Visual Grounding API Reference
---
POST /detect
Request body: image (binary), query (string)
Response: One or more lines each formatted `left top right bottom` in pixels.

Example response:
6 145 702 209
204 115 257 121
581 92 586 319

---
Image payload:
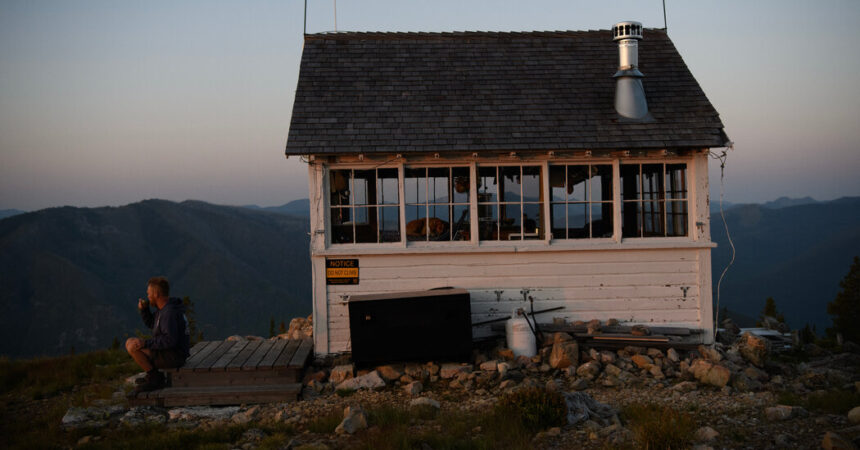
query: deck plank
226 340 262 371
273 339 301 368
258 339 289 369
288 338 313 368
180 341 221 372
242 340 276 370
210 340 249 370
194 340 236 372
188 340 209 356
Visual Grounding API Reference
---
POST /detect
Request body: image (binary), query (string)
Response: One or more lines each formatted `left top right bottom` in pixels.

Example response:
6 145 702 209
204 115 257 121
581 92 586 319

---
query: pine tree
182 296 203 344
279 321 287 334
827 256 860 343
757 297 785 326
269 317 276 338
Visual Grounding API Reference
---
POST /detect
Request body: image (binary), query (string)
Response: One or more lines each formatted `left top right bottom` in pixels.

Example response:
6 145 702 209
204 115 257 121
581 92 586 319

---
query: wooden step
129 383 302 407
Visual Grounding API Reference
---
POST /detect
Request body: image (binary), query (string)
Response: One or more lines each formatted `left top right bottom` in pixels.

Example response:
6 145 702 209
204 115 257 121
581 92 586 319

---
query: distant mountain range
0 200 310 358
0 195 856 357
711 197 860 329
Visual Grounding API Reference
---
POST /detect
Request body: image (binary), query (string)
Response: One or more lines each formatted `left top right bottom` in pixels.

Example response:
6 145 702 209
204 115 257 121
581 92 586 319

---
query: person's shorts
148 348 186 369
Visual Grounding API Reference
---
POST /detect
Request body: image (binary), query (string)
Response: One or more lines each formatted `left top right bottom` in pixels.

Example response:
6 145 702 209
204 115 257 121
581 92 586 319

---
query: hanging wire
709 144 735 342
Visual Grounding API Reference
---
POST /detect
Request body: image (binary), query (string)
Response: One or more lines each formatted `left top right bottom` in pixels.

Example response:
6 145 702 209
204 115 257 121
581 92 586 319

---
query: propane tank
505 308 536 358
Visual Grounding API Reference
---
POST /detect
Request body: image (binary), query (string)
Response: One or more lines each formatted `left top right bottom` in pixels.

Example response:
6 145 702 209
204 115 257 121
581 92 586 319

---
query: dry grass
622 402 696 450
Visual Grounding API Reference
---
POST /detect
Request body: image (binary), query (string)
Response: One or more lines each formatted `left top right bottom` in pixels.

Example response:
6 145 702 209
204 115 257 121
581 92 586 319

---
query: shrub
622 402 696 449
494 387 567 433
307 409 343 434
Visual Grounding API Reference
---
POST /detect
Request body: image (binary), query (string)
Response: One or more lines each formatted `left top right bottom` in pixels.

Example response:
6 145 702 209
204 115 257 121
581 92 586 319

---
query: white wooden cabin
285 26 730 356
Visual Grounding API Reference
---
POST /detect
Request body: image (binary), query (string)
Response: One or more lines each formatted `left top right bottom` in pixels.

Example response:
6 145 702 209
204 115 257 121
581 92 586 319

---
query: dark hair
147 276 170 297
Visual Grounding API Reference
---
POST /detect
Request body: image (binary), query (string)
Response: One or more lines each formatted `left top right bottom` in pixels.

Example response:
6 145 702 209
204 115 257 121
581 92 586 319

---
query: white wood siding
319 247 712 353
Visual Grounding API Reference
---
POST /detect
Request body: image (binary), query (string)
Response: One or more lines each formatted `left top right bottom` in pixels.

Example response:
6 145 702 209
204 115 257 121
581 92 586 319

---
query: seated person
125 276 191 394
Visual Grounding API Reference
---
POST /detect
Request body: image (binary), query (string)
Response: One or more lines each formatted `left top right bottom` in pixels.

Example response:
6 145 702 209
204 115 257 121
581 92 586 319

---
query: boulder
168 406 239 422
630 325 650 336
848 406 860 424
336 371 386 391
604 364 622 377
285 316 313 340
61 405 127 430
335 406 367 435
576 361 602 380
599 351 617 365
440 363 472 379
702 364 731 388
550 340 580 369
606 318 619 326
738 332 769 367
821 431 856 450
631 354 654 369
731 373 763 392
375 365 402 382
695 426 719 441
671 381 698 393
646 348 664 359
570 378 590 391
765 405 794 421
666 348 680 363
329 364 354 384
404 381 423 396
698 345 722 362
553 332 574 344
480 360 498 371
649 365 665 380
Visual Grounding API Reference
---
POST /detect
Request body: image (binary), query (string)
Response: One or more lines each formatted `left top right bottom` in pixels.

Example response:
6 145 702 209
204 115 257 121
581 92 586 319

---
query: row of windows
328 163 690 244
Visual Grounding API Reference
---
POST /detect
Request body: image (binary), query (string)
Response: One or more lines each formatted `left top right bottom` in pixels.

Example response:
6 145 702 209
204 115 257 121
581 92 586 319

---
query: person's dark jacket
141 297 191 358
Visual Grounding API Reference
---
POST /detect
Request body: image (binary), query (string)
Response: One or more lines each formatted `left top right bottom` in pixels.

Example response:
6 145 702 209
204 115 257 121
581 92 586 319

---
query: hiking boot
134 371 165 393
134 373 150 385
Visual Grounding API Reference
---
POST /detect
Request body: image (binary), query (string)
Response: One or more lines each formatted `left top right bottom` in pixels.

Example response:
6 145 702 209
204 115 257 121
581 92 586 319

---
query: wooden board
161 384 302 407
258 339 289 369
273 339 302 368
289 339 313 368
193 340 237 372
226 340 262 371
242 340 276 371
211 340 249 370
180 341 220 372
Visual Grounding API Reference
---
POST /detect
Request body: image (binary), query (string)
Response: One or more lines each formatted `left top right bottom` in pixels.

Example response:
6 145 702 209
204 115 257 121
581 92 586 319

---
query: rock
599 351 617 365
497 348 515 360
480 360 498 371
646 348 664 359
606 318 619 326
738 332 769 367
649 365 665 380
549 341 579 369
242 428 266 442
604 364 622 377
765 405 794 421
499 379 517 390
821 431 857 450
698 345 722 362
440 363 472 379
120 406 167 427
61 405 126 430
126 372 147 386
232 406 261 424
695 426 719 441
497 362 511 379
666 348 680 363
672 381 698 393
731 373 762 392
848 406 860 424
284 316 313 340
404 364 426 380
631 354 654 369
546 379 564 392
630 325 650 336
774 434 792 447
335 406 367 435
553 332 574 344
404 381 423 396
226 335 248 342
410 397 441 409
336 371 386 390
375 365 402 382
168 406 239 422
329 364 354 384
587 319 601 329
702 364 731 388
743 366 769 382
570 378 589 391
576 361 601 380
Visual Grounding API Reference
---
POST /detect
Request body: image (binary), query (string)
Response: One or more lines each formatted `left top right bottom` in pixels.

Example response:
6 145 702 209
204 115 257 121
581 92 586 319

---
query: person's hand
138 298 148 310
128 337 144 351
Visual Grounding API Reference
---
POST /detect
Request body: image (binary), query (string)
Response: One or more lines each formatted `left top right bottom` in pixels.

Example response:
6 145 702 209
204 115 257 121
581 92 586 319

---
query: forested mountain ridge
0 200 311 358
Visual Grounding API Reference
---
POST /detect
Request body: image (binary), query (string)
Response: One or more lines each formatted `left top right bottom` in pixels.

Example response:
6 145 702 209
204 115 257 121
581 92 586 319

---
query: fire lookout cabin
285 23 730 357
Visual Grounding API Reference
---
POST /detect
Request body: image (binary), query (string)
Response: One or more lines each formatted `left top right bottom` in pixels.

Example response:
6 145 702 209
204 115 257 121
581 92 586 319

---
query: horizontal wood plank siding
323 247 709 353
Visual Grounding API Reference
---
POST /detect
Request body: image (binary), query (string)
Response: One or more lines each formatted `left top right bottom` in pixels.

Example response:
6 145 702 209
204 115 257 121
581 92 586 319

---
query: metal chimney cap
613 21 643 41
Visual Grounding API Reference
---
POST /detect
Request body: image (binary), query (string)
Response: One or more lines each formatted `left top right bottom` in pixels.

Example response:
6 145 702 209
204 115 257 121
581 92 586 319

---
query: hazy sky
2 0 859 211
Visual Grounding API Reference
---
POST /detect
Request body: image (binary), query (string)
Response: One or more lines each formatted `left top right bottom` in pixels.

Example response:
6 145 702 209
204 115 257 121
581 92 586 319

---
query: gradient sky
1 0 859 211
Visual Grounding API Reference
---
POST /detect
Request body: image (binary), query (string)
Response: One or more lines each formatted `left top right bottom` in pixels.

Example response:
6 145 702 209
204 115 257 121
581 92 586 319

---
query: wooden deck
129 338 313 407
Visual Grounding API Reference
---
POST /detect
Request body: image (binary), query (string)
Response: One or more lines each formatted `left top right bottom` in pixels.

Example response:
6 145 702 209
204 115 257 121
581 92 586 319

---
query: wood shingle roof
285 30 729 155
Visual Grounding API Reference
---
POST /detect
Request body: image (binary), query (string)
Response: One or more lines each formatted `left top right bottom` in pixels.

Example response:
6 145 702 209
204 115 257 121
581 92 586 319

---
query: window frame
619 161 692 239
323 157 694 248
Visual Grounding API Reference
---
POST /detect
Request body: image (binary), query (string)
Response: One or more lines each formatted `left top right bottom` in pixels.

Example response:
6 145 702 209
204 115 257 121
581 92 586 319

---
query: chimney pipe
613 21 648 119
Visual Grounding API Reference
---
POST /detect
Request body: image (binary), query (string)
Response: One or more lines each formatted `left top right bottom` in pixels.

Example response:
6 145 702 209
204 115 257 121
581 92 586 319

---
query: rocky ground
62 328 860 449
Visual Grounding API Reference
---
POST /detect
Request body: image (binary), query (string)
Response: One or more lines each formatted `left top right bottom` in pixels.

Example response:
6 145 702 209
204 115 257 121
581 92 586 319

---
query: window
477 165 544 240
330 168 400 243
549 164 613 239
404 166 470 241
621 163 688 237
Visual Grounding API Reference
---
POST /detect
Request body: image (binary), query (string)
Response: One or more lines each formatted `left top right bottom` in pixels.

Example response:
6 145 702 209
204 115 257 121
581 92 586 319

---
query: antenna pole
334 0 337 32
303 0 307 35
663 0 668 31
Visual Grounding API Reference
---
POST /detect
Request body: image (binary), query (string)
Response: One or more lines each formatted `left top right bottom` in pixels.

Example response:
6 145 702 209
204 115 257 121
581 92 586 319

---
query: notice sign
326 259 359 285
